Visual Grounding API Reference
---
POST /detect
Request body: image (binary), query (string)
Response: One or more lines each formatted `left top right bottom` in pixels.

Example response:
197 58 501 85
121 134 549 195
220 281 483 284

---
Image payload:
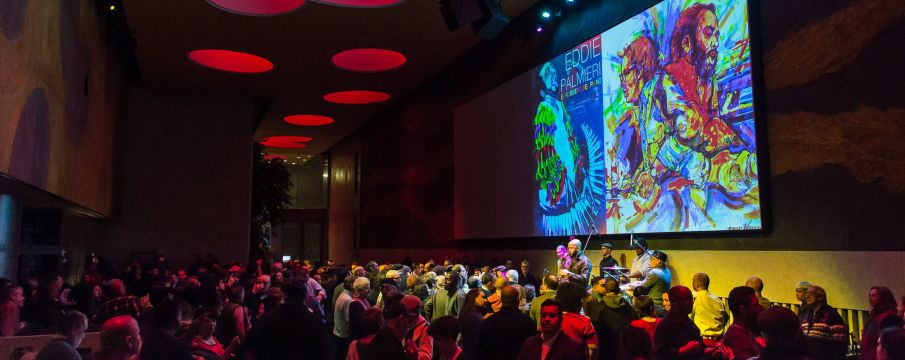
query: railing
0 332 100 359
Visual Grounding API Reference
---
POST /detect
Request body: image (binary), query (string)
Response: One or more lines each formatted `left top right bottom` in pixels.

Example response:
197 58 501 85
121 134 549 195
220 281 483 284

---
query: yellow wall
356 248 904 311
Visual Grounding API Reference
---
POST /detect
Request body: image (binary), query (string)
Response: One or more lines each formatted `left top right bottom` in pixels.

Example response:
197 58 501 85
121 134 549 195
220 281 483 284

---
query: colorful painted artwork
535 0 761 235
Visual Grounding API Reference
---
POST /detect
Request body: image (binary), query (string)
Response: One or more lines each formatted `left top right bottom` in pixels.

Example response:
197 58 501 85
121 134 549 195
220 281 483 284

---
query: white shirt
630 252 652 280
333 289 353 338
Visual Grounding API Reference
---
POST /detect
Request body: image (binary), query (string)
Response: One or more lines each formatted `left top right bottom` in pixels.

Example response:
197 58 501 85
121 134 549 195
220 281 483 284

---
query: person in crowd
364 292 417 360
28 274 65 334
94 315 142 360
349 277 372 340
599 243 619 277
189 308 240 360
799 285 847 360
68 276 103 322
243 282 328 360
634 250 670 307
506 270 520 286
594 277 637 360
517 299 587 360
560 238 592 285
626 238 651 282
722 286 765 360
660 292 670 316
479 273 496 298
690 272 728 346
98 279 142 322
518 260 540 290
376 278 400 309
334 275 357 360
794 281 812 309
140 299 193 360
555 281 598 359
402 295 433 360
630 295 660 341
746 276 771 309
530 275 559 328
36 310 88 360
332 268 353 311
296 263 327 322
217 284 251 344
425 272 466 321
878 327 905 360
583 276 608 322
347 307 384 360
478 285 537 360
0 284 25 336
458 289 487 359
486 276 508 314
653 286 703 360
757 306 810 360
861 286 902 360
622 325 653 360
428 316 463 360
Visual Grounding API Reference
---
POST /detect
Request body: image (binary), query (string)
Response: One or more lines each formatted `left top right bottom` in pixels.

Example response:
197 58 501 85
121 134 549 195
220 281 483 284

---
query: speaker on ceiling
439 0 510 39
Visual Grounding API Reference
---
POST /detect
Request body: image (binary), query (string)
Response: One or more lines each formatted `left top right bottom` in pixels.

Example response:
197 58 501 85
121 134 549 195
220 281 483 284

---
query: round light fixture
207 0 306 16
311 0 403 8
284 114 335 126
323 90 390 104
260 136 312 148
188 49 274 74
332 48 406 72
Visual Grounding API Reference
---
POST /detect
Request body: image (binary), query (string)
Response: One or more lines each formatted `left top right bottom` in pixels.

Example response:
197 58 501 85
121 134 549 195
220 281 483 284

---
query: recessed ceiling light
323 90 390 104
260 136 312 149
284 114 335 126
207 0 306 16
311 0 403 8
188 49 273 74
332 48 406 72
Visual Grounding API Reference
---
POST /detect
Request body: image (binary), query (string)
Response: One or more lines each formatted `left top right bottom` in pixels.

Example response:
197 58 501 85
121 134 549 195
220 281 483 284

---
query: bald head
746 276 764 293
100 316 141 356
500 286 520 308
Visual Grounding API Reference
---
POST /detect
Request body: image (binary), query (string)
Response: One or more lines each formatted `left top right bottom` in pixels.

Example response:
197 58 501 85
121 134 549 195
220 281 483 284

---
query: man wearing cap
560 237 593 286
632 250 671 307
364 292 417 360
402 295 433 360
598 243 619 278
627 238 651 282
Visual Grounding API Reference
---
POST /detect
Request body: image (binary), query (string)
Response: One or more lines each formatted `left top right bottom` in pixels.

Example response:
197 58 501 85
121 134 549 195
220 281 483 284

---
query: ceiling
122 0 538 164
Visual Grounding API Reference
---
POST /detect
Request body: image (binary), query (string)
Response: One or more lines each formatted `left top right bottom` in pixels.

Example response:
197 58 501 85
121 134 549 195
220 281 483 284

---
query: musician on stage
559 238 592 286
626 238 652 282
598 242 619 278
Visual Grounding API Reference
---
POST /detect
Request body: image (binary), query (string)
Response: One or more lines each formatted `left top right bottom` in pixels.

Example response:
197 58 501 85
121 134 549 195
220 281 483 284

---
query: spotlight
536 25 543 32
541 10 552 19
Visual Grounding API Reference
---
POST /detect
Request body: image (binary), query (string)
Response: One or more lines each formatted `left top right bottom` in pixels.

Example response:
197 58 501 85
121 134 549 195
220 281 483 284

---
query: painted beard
691 44 717 81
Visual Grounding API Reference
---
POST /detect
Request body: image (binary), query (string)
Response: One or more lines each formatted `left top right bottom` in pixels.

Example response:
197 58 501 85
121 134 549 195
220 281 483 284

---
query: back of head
506 269 519 283
100 315 140 354
426 316 460 339
692 273 710 291
543 275 559 291
880 327 905 359
633 295 654 316
152 299 181 331
604 277 620 294
728 286 755 315
555 281 586 313
622 325 652 359
500 286 520 309
343 275 357 292
757 307 802 346
480 273 495 288
362 307 384 336
466 276 481 290
745 276 764 293
59 310 87 335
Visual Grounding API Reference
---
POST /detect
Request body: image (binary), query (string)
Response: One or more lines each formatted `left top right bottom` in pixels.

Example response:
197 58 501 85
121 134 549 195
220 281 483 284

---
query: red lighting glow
207 0 306 16
312 0 403 8
188 50 274 74
284 114 334 126
332 48 406 72
264 154 289 161
260 136 312 149
323 90 391 104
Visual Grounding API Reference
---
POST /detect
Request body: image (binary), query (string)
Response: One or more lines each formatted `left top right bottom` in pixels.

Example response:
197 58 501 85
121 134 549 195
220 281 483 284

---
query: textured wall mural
0 0 118 215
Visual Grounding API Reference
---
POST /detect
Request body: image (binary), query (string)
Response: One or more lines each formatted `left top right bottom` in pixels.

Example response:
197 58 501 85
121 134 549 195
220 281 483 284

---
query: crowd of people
0 247 904 360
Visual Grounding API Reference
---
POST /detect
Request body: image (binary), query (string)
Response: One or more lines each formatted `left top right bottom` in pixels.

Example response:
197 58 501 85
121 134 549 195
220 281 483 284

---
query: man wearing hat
401 295 433 360
626 237 652 282
632 250 671 307
598 243 619 278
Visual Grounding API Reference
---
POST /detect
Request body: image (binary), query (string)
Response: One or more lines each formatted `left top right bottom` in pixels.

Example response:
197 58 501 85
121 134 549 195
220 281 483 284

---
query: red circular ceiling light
311 0 403 8
207 0 306 16
332 48 406 72
284 114 335 126
260 136 312 149
323 90 391 104
264 154 289 161
188 50 274 74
